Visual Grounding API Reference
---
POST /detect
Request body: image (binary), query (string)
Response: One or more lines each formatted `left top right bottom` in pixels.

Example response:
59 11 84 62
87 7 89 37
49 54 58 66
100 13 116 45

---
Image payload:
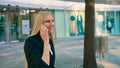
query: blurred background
0 0 120 68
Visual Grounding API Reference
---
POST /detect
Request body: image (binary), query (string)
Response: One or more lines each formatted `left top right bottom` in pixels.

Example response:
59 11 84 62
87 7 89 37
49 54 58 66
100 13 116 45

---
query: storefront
95 11 120 36
0 4 120 43
0 5 30 43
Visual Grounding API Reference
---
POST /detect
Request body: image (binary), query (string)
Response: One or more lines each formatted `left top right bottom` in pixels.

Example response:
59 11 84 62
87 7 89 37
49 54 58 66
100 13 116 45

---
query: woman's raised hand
40 24 49 43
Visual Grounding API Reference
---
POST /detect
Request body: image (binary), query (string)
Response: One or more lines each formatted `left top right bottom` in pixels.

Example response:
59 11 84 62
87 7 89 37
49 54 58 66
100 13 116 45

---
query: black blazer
24 32 55 68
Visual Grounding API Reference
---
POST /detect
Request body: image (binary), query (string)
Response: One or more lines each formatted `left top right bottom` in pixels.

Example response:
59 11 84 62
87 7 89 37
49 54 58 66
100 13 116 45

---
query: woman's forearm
41 41 50 65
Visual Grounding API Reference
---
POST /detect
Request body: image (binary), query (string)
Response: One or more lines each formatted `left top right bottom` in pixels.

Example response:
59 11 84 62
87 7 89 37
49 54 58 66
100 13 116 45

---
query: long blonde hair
31 11 53 39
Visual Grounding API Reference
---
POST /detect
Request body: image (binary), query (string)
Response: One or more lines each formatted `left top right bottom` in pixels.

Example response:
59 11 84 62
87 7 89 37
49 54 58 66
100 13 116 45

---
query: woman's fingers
40 25 49 42
40 25 46 32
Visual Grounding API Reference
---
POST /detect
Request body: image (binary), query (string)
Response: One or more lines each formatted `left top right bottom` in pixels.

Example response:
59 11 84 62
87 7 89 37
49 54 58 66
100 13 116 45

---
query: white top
48 43 53 55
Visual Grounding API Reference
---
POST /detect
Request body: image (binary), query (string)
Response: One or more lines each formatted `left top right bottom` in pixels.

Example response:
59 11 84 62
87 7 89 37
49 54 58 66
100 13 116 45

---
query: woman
24 11 55 68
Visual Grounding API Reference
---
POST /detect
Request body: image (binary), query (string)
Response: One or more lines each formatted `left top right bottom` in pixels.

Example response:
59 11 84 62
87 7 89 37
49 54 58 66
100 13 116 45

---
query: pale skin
40 14 54 65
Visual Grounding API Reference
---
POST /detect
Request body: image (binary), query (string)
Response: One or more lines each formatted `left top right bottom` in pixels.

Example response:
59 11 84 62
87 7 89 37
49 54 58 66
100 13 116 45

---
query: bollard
95 36 108 61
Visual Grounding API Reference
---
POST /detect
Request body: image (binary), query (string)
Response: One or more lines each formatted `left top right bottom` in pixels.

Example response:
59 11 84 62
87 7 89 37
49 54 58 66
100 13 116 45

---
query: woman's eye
45 20 54 23
45 20 50 22
52 20 54 22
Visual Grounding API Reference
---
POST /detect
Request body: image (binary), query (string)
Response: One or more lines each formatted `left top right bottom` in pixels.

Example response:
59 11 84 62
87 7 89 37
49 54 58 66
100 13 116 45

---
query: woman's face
43 14 54 34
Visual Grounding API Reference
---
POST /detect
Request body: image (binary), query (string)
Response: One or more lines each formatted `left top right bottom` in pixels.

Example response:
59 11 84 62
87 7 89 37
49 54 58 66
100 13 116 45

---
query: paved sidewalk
96 35 120 68
0 36 120 68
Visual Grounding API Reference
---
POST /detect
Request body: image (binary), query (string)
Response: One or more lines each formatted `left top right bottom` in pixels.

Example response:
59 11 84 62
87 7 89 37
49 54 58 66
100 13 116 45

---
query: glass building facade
95 11 120 36
0 5 120 43
0 5 30 43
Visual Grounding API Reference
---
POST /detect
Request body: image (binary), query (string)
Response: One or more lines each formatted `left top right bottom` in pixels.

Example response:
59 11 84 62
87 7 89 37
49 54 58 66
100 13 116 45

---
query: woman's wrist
44 41 49 45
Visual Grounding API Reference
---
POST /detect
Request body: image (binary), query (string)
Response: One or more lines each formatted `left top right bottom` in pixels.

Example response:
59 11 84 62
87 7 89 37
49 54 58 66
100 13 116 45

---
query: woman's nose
50 21 54 25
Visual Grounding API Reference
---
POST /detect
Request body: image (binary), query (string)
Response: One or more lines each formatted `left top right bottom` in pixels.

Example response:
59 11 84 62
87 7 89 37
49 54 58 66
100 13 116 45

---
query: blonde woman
24 11 55 68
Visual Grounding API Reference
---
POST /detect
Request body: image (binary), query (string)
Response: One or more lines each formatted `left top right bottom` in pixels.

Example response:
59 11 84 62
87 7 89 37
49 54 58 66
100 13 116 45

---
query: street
0 36 120 68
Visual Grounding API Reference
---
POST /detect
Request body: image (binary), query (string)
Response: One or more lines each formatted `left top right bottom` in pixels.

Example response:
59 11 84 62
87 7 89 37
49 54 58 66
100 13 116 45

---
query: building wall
54 10 66 38
0 5 120 43
115 11 120 34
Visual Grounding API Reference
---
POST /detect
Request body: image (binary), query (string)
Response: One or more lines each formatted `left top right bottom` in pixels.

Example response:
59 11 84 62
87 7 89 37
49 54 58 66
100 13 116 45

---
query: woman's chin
49 30 54 33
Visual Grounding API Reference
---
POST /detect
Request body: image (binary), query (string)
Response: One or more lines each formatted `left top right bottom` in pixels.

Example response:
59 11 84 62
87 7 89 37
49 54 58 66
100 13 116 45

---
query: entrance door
0 12 6 43
0 6 19 43
8 8 19 42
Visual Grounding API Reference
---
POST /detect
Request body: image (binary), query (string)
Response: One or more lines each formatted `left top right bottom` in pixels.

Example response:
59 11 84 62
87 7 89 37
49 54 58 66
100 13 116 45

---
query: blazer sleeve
24 38 49 68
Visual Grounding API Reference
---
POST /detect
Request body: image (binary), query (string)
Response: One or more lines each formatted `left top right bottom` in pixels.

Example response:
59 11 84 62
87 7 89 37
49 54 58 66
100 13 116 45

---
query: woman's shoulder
24 34 43 49
25 35 36 42
25 34 43 44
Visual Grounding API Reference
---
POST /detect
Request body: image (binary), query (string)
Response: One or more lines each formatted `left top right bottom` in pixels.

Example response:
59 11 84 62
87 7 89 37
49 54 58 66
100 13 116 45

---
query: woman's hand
40 24 50 65
40 24 49 43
